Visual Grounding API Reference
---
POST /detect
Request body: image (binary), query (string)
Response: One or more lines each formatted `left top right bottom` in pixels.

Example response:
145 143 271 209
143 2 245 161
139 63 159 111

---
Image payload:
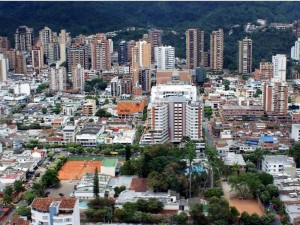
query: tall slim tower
0 54 8 82
238 37 252 74
118 41 127 65
149 29 163 63
272 54 286 82
39 27 54 58
15 26 34 52
186 29 204 69
32 46 44 73
210 28 224 71
72 64 85 92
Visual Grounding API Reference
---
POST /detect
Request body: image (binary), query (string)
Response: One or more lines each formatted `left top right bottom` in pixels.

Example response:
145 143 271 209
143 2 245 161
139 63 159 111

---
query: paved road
203 119 214 147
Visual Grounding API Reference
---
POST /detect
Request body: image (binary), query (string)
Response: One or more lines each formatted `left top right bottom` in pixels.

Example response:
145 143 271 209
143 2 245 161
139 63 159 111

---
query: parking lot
46 180 79 198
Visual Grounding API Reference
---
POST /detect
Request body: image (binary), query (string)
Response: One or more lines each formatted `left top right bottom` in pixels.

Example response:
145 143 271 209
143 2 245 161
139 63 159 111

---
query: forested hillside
0 1 299 69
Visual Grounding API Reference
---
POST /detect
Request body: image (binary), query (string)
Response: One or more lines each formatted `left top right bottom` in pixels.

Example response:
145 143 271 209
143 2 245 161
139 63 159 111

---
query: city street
203 119 214 147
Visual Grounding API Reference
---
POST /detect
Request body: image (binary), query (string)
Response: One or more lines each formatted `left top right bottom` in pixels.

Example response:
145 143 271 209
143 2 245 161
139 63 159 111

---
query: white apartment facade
291 38 300 61
31 198 80 225
154 46 175 70
0 53 8 82
49 64 66 92
291 124 300 142
272 54 287 82
140 84 203 145
262 155 296 177
63 125 77 143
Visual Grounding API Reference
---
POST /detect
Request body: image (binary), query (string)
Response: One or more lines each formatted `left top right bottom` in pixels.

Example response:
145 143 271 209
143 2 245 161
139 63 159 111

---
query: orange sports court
58 160 102 180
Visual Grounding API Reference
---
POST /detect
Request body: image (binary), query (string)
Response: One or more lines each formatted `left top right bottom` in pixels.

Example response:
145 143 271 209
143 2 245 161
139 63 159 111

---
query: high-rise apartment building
0 54 8 82
132 41 151 85
0 37 10 53
72 64 85 92
132 41 151 69
154 46 175 70
262 81 288 115
91 39 111 72
272 54 286 82
149 29 163 62
15 26 34 52
15 51 26 74
32 46 44 73
49 64 67 92
126 40 135 63
39 26 55 58
291 38 300 61
58 29 71 63
48 42 60 64
259 62 273 81
238 37 252 74
118 41 127 65
210 28 224 71
140 84 202 145
67 44 89 70
293 20 300 38
186 29 204 69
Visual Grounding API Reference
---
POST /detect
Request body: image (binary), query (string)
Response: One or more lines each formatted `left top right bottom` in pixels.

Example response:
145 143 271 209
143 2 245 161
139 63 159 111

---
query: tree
16 205 31 217
89 118 94 123
185 141 196 198
190 204 208 225
93 167 99 197
228 173 261 198
114 208 126 221
288 96 292 103
3 185 13 205
104 99 109 105
120 160 135 175
112 98 116 104
147 171 169 192
266 184 279 197
289 142 300 167
31 182 45 196
199 87 205 94
23 190 37 205
42 107 47 114
47 151 55 161
125 144 131 161
204 187 223 199
13 180 24 194
174 212 188 224
114 185 126 197
41 169 60 187
258 172 273 186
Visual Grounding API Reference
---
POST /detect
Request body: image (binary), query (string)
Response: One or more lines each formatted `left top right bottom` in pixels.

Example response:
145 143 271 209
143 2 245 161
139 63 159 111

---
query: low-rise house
76 124 104 147
223 152 246 174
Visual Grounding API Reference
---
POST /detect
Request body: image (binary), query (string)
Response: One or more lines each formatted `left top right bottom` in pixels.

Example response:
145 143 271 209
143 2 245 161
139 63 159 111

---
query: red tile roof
31 197 78 212
129 178 147 192
7 215 29 225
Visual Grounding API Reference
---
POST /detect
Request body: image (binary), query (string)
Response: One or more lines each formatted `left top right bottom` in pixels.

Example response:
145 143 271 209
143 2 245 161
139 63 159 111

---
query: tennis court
58 160 102 180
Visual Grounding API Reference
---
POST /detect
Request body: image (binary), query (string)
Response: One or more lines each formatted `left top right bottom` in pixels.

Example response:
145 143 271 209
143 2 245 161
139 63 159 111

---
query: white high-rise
49 64 66 92
272 54 286 82
154 46 175 70
72 64 85 92
140 84 202 145
0 54 8 82
291 38 300 61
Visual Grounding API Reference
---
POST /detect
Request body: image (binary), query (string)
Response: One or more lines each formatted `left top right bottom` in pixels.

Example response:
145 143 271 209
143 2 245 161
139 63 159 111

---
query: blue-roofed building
260 136 279 151
260 136 275 143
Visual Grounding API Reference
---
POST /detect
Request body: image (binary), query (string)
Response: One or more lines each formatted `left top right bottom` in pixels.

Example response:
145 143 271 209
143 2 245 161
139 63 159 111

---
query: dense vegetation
1 2 299 66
